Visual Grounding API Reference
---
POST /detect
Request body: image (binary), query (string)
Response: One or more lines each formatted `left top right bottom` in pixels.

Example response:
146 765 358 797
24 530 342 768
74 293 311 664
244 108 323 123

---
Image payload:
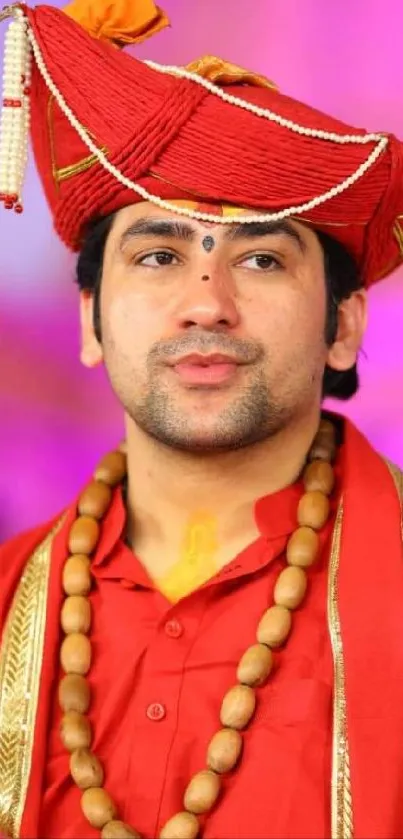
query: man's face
81 202 334 452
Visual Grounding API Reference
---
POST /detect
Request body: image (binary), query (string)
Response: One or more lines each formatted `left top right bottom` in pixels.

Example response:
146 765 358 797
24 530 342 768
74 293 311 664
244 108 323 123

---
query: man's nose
174 267 240 330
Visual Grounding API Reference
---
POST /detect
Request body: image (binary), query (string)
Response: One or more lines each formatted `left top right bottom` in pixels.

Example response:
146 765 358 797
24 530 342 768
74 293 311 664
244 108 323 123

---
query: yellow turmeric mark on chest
156 513 219 603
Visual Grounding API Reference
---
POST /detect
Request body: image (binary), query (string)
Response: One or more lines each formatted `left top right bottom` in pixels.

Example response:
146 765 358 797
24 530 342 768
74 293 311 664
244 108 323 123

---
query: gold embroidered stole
0 519 63 838
327 459 403 839
328 502 353 839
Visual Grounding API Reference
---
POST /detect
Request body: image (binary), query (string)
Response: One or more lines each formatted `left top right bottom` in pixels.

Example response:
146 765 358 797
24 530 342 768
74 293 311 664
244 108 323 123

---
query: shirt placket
123 592 210 837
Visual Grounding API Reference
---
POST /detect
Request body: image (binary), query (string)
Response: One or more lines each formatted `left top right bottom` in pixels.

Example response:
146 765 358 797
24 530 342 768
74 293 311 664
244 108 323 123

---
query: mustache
148 331 264 365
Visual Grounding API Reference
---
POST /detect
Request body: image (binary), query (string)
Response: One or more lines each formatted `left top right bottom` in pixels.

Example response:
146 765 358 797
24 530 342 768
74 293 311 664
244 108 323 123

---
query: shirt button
164 619 183 639
146 703 166 722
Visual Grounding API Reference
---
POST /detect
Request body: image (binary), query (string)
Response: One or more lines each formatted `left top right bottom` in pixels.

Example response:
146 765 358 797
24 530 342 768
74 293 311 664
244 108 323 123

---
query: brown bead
61 595 91 635
274 566 308 610
94 451 127 487
206 728 243 774
220 684 256 730
102 822 141 839
60 710 92 751
79 481 113 520
237 644 274 687
81 787 117 828
297 490 330 530
70 748 104 789
256 605 292 648
63 555 92 596
159 812 200 839
60 632 91 675
303 460 335 495
308 430 336 463
68 516 100 555
59 673 91 714
318 418 336 438
286 526 320 568
184 769 221 815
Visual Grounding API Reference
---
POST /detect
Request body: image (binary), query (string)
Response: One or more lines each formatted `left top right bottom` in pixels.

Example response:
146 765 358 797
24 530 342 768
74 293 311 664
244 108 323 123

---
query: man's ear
326 289 368 372
79 291 103 368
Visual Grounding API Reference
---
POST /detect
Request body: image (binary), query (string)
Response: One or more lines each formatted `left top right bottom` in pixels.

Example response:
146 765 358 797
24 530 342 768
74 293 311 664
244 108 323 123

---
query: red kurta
1 418 403 839
38 471 339 839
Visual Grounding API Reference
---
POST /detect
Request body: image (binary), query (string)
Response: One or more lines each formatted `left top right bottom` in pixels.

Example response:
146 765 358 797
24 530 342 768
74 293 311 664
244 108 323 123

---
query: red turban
1 0 403 287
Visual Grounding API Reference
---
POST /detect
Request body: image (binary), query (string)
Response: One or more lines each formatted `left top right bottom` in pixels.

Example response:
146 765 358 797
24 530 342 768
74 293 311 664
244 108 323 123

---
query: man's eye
137 251 178 267
239 254 281 271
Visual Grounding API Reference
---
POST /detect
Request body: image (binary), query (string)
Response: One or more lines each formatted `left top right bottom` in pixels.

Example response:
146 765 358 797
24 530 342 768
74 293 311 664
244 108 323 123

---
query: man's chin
147 422 266 454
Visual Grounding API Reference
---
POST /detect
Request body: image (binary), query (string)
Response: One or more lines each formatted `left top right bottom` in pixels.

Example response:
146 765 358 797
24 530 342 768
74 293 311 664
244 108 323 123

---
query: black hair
316 229 362 399
76 214 363 400
76 213 115 345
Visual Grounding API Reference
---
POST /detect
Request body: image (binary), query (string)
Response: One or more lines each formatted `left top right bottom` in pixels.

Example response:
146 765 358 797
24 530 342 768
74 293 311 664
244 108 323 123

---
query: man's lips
170 353 242 366
169 353 243 385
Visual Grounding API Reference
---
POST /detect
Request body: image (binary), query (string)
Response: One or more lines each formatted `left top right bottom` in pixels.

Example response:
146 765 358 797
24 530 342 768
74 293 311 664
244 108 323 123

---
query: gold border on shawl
385 458 403 499
328 501 353 839
384 459 403 538
0 518 64 837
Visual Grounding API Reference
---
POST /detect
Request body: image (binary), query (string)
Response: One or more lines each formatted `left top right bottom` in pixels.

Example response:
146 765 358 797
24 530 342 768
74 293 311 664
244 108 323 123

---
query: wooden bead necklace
59 418 337 838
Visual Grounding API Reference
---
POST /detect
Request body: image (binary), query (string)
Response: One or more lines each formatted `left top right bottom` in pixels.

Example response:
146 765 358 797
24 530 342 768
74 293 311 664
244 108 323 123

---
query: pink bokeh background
1 0 402 541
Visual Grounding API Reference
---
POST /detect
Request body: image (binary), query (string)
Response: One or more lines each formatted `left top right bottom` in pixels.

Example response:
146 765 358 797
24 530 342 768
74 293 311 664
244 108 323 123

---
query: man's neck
124 408 322 571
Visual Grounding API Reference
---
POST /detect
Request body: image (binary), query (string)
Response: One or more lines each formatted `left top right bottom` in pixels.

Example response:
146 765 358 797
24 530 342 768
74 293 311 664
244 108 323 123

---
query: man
0 0 402 838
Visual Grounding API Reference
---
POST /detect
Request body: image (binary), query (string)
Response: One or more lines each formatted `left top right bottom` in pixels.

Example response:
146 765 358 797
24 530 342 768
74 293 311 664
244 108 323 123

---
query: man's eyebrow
119 218 196 248
224 220 306 253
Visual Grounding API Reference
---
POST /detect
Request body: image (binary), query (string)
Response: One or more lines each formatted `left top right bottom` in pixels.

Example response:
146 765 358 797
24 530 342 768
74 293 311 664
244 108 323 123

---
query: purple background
1 0 402 541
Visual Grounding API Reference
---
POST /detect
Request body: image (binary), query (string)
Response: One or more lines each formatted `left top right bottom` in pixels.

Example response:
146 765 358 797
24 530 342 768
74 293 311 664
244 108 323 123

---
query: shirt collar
92 487 127 567
91 453 342 570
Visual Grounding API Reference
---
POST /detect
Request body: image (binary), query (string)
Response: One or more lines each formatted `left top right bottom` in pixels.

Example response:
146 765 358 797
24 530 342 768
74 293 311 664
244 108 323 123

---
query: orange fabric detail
196 202 224 216
63 0 169 46
154 199 243 218
186 55 278 91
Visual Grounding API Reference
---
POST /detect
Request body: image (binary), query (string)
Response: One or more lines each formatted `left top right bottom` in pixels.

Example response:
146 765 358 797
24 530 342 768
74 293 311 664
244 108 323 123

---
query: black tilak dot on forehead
202 235 215 252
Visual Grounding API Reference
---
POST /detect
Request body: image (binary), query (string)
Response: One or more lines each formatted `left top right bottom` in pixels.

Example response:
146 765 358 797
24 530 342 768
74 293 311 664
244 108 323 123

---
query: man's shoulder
383 457 403 500
0 514 66 633
343 417 403 501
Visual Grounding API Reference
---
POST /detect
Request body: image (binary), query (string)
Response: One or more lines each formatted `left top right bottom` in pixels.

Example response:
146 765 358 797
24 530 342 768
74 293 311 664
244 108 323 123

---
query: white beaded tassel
0 9 32 212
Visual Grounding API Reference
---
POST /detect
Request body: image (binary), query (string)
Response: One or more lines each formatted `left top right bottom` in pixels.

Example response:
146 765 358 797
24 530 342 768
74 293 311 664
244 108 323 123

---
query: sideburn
93 271 102 344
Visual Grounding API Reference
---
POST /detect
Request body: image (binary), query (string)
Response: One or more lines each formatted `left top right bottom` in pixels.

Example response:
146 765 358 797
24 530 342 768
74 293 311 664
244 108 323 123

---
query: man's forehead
113 201 312 245
114 200 242 234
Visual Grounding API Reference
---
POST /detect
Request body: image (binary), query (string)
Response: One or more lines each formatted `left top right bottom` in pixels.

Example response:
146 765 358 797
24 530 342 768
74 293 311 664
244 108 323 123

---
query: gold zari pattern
0 519 63 838
385 459 403 538
393 217 403 259
327 502 353 839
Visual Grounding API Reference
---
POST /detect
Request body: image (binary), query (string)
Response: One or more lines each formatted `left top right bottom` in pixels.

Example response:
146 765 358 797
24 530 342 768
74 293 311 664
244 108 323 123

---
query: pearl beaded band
0 4 389 222
0 6 31 212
